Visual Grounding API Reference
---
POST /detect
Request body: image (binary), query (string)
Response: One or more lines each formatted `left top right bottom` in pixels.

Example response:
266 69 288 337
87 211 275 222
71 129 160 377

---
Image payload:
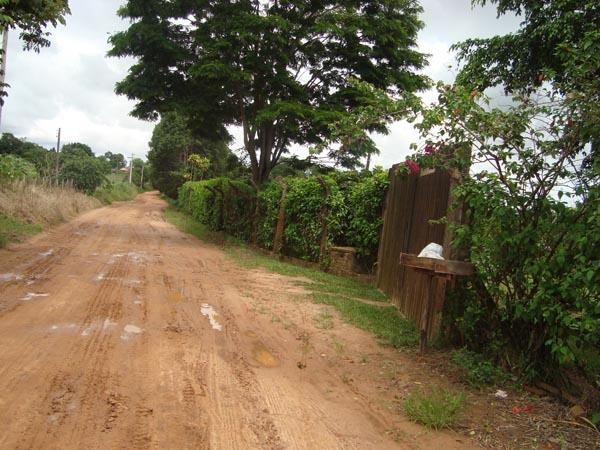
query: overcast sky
2 0 521 166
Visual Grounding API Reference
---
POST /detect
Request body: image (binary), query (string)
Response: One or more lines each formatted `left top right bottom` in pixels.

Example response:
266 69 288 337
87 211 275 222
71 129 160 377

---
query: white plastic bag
417 242 444 260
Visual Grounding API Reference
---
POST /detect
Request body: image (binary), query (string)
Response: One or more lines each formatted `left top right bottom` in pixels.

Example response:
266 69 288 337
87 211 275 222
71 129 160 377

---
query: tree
56 142 106 193
0 132 23 154
109 0 428 187
147 111 241 198
452 1 600 93
59 155 105 194
0 0 70 51
453 1 600 186
103 151 126 171
0 0 70 103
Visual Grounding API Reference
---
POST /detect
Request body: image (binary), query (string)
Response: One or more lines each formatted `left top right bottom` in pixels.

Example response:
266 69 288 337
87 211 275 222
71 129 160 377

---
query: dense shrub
280 176 345 262
418 84 600 387
181 172 389 266
255 181 283 250
59 156 106 194
345 168 389 269
178 178 256 241
0 154 38 182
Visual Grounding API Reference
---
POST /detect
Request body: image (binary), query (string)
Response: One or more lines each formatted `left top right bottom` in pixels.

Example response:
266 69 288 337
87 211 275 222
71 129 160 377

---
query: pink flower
405 159 420 174
424 145 435 154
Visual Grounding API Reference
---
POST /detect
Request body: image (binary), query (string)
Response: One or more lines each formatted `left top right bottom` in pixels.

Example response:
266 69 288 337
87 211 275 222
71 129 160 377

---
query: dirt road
0 192 472 449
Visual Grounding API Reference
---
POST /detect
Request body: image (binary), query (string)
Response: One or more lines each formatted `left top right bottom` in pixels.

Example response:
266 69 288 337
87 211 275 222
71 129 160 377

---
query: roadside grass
403 388 466 430
226 246 388 302
94 180 139 203
312 292 418 348
164 206 417 349
0 214 41 248
0 180 100 247
163 206 238 244
314 309 334 329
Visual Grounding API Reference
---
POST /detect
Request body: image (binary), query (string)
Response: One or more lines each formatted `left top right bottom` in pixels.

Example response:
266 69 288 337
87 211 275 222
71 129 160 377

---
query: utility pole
0 28 9 132
55 128 61 183
128 154 133 183
139 163 144 188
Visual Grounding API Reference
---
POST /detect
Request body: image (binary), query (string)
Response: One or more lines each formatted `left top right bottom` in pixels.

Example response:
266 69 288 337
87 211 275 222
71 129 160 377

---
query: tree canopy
109 0 428 186
147 111 241 198
453 0 600 93
0 0 70 51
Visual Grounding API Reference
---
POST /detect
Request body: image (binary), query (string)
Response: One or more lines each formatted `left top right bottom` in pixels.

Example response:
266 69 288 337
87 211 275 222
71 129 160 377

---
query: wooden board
399 253 473 276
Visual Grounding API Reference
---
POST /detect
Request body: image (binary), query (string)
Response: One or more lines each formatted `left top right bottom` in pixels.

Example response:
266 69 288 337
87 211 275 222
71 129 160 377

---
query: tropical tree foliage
453 0 600 93
109 0 428 186
147 111 240 198
0 0 70 51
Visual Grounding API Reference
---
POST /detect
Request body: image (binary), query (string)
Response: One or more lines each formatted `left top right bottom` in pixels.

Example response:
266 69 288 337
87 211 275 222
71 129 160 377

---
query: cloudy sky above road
2 0 521 166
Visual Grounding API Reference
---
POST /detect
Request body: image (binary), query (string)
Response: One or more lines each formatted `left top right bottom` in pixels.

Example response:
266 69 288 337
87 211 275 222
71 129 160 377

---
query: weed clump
403 388 465 430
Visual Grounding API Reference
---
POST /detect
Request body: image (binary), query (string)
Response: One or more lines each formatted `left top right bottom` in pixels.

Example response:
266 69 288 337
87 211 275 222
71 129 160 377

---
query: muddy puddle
251 341 280 368
0 273 22 282
200 303 222 331
21 292 49 301
121 324 143 341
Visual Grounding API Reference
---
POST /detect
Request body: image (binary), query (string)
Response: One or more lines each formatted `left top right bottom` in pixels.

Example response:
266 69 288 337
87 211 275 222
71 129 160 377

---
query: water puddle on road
0 273 22 282
200 303 222 331
21 292 49 301
252 341 280 368
121 324 143 341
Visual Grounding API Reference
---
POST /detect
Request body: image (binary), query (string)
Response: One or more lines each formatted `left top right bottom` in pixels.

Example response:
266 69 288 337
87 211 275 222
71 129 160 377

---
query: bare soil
0 192 597 449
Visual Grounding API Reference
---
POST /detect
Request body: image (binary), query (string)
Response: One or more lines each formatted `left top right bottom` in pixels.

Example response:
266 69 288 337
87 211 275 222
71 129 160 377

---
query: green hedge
178 178 256 241
179 171 389 267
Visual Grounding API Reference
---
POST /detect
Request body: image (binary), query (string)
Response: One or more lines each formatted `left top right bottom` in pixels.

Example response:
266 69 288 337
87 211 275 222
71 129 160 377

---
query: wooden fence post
317 176 331 269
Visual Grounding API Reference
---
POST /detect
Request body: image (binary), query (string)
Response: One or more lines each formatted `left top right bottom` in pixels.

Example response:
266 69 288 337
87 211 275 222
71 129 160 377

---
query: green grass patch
312 292 418 348
450 348 511 388
403 388 466 430
227 246 387 302
314 309 334 329
94 181 139 204
0 214 42 247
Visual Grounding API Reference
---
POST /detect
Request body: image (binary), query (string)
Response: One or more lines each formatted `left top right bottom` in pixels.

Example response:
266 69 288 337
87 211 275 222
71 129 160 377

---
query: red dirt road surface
0 192 473 449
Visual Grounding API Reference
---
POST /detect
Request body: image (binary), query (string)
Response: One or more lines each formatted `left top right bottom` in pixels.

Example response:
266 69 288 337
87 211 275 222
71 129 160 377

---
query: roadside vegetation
0 136 146 247
403 388 466 430
0 179 100 247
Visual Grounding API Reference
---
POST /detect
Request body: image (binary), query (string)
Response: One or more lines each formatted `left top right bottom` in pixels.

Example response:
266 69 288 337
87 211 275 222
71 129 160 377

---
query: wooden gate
376 167 461 338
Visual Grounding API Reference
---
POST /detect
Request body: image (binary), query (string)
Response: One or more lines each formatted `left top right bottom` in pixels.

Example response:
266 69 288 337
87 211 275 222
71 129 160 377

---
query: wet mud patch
251 341 280 368
200 303 222 331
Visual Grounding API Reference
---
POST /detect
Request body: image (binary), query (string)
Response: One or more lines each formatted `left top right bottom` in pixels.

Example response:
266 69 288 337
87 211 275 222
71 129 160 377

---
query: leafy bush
178 178 256 241
0 154 38 182
281 176 345 262
450 348 510 388
417 84 600 384
345 168 388 269
59 156 106 194
255 181 283 250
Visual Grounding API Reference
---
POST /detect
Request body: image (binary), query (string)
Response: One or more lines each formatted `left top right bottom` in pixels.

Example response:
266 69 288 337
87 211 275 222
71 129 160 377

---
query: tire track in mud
17 248 144 449
190 266 285 450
